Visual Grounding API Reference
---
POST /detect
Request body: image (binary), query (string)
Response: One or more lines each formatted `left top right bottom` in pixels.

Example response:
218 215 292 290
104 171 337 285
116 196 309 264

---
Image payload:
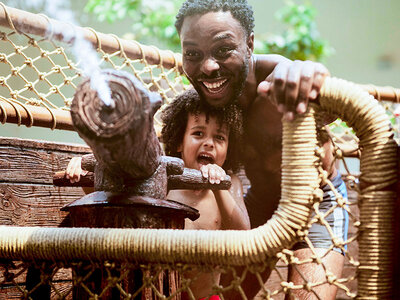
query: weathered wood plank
50 281 73 299
0 281 73 300
0 138 91 185
0 184 86 226
0 264 72 285
0 137 90 153
0 287 24 299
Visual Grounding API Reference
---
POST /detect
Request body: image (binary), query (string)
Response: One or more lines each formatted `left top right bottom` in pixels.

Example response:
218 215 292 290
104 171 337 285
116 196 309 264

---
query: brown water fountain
53 70 230 299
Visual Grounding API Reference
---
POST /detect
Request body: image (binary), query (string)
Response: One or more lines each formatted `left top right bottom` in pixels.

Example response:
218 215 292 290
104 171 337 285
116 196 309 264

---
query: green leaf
256 1 334 62
84 0 333 60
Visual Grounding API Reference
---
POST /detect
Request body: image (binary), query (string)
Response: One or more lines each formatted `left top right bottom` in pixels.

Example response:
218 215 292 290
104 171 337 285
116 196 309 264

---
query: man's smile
201 78 227 89
198 78 229 96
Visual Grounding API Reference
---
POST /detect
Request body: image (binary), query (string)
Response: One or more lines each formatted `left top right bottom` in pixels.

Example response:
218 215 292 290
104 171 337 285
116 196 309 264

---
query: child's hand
65 157 88 183
200 164 226 184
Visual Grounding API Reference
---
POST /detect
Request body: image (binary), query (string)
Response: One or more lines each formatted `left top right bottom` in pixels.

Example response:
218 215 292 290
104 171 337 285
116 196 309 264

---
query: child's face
178 113 229 170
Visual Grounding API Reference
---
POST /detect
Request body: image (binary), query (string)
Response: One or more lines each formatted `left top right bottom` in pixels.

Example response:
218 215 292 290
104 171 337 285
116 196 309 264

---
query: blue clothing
293 173 349 254
245 173 349 254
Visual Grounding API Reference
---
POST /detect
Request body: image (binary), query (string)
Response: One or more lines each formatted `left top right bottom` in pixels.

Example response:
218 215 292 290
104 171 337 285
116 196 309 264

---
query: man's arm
254 54 330 121
288 248 344 300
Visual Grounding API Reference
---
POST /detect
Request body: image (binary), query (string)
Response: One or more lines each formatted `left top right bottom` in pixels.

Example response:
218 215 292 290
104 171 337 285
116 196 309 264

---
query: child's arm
201 165 250 230
65 157 94 194
66 157 88 183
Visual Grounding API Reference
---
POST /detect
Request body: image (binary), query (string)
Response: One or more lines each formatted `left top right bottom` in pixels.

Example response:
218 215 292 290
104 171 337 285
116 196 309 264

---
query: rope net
0 3 187 132
0 4 398 300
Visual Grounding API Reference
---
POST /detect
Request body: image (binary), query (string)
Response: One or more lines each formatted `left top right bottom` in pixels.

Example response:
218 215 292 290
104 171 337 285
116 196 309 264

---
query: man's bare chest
242 100 283 165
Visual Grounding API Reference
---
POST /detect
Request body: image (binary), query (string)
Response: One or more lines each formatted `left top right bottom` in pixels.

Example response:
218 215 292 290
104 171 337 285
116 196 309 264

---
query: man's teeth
203 79 227 89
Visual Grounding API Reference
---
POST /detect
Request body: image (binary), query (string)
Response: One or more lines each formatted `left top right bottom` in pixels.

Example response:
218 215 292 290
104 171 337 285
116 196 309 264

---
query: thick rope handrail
359 84 400 103
0 78 397 297
319 79 397 298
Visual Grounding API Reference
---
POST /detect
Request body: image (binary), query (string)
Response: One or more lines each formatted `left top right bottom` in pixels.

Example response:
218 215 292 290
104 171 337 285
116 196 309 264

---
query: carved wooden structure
57 69 230 299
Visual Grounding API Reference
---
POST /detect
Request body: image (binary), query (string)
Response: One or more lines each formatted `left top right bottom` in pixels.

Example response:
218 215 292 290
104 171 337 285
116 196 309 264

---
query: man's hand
257 60 330 121
65 157 88 183
200 164 227 184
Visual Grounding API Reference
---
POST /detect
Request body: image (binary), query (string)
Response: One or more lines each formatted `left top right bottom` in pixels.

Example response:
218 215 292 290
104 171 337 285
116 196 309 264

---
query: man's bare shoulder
253 54 291 81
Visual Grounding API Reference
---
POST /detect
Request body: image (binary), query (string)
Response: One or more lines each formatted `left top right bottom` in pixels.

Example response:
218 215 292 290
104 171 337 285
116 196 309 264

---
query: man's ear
247 32 254 56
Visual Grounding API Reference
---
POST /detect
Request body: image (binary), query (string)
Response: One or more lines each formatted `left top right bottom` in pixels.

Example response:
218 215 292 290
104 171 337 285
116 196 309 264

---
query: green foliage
85 0 183 52
85 0 333 61
254 1 334 62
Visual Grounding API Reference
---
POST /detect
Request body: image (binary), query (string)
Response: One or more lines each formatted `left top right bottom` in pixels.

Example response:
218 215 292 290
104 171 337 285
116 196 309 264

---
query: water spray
16 0 114 107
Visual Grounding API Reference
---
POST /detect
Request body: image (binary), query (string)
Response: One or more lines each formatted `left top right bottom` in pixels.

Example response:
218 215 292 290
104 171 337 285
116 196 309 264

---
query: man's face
180 11 252 107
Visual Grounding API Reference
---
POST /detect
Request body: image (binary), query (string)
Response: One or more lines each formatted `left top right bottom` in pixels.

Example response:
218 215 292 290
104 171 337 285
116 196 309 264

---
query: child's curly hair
161 89 243 172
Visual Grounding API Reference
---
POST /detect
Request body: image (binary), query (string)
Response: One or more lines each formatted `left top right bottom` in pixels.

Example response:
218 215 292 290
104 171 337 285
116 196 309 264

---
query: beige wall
1 0 399 143
250 0 400 87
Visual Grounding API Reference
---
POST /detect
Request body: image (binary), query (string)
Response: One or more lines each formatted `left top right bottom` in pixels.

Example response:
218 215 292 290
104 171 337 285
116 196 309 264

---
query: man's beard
194 56 250 107
232 56 250 105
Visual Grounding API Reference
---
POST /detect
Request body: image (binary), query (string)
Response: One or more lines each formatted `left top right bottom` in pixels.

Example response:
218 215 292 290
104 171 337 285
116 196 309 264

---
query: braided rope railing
0 77 397 298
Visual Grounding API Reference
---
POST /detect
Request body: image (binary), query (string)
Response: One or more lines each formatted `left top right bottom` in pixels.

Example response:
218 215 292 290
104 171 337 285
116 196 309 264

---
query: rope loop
0 2 21 34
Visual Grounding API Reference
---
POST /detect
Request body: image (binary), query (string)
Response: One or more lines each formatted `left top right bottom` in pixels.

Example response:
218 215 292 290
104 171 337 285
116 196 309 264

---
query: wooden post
63 192 198 300
70 69 166 197
65 70 204 299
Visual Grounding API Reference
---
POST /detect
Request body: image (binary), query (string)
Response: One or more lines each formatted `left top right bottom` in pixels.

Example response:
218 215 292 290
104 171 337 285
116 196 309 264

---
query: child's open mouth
197 153 214 166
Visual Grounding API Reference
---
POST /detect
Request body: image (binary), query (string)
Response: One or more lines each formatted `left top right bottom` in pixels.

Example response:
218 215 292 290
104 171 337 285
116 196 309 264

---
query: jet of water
14 0 114 107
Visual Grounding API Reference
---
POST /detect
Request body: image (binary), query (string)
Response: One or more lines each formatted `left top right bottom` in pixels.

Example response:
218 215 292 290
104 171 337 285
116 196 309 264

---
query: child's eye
192 131 203 137
215 135 226 141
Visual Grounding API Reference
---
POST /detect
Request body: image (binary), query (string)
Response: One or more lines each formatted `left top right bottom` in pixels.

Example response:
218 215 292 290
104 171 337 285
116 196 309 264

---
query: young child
66 88 250 299
161 89 250 299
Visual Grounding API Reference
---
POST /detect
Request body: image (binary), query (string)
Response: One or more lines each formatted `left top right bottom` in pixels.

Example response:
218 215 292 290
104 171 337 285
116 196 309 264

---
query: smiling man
179 12 250 109
174 1 349 299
